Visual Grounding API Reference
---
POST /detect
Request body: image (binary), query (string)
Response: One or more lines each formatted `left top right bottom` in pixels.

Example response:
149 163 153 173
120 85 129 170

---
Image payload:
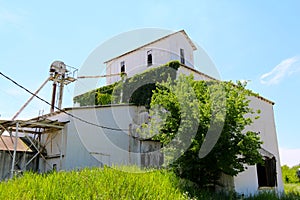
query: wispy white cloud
260 56 300 85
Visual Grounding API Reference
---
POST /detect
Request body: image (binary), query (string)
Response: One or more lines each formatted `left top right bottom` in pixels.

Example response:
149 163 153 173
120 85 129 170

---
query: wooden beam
21 121 65 129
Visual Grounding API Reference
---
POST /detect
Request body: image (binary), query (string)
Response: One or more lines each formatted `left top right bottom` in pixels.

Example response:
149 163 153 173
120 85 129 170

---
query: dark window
120 61 125 73
180 48 185 64
53 164 57 171
147 50 152 66
257 157 277 187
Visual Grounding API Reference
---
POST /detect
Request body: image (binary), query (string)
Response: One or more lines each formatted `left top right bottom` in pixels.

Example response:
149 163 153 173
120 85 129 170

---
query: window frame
147 50 153 66
180 48 185 65
256 157 277 188
120 61 125 73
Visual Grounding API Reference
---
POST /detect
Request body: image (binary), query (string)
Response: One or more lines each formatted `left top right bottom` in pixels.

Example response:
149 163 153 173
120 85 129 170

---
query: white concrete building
36 30 283 195
105 30 196 85
35 105 162 172
233 95 283 194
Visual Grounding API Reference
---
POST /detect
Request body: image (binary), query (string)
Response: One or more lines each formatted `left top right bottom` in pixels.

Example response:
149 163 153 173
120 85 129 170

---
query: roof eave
104 30 197 64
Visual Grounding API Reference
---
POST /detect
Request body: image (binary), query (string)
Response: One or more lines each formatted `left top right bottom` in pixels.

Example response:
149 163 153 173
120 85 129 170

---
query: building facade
104 30 284 194
105 30 196 85
38 30 283 195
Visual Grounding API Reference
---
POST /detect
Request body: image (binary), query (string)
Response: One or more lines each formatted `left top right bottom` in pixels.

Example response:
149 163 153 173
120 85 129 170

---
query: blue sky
0 1 299 167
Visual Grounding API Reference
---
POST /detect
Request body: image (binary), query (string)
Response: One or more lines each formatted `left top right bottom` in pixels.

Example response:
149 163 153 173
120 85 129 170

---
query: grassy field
0 167 299 200
284 183 300 194
0 167 187 200
281 165 300 198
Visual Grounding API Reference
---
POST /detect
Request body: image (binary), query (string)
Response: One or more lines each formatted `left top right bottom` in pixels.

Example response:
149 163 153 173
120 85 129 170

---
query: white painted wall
41 105 163 172
39 128 67 172
233 165 259 195
40 111 100 172
177 65 212 81
106 31 195 85
68 105 140 167
234 96 284 195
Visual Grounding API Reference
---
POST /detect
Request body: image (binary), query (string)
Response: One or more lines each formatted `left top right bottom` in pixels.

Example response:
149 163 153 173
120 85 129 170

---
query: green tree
282 165 300 183
148 74 263 188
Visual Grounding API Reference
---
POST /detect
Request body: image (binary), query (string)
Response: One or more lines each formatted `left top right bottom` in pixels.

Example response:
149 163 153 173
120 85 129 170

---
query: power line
0 71 128 132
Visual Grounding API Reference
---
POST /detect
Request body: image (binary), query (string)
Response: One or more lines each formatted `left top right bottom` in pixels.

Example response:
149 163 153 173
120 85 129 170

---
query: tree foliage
148 74 263 187
73 61 180 107
112 61 180 107
73 83 117 106
282 165 300 184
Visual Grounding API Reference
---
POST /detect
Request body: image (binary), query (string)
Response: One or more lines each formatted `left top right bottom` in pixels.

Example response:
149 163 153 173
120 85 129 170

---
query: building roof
0 135 32 152
101 29 274 105
0 119 68 152
32 103 136 119
181 63 275 105
104 30 197 64
0 119 68 134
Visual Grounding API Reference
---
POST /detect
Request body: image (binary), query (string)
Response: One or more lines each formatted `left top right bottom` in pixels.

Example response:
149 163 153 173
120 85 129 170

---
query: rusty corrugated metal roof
0 135 32 152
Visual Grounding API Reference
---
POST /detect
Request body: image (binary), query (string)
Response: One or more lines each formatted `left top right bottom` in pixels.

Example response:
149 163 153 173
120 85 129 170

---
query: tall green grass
0 166 186 200
0 166 299 200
